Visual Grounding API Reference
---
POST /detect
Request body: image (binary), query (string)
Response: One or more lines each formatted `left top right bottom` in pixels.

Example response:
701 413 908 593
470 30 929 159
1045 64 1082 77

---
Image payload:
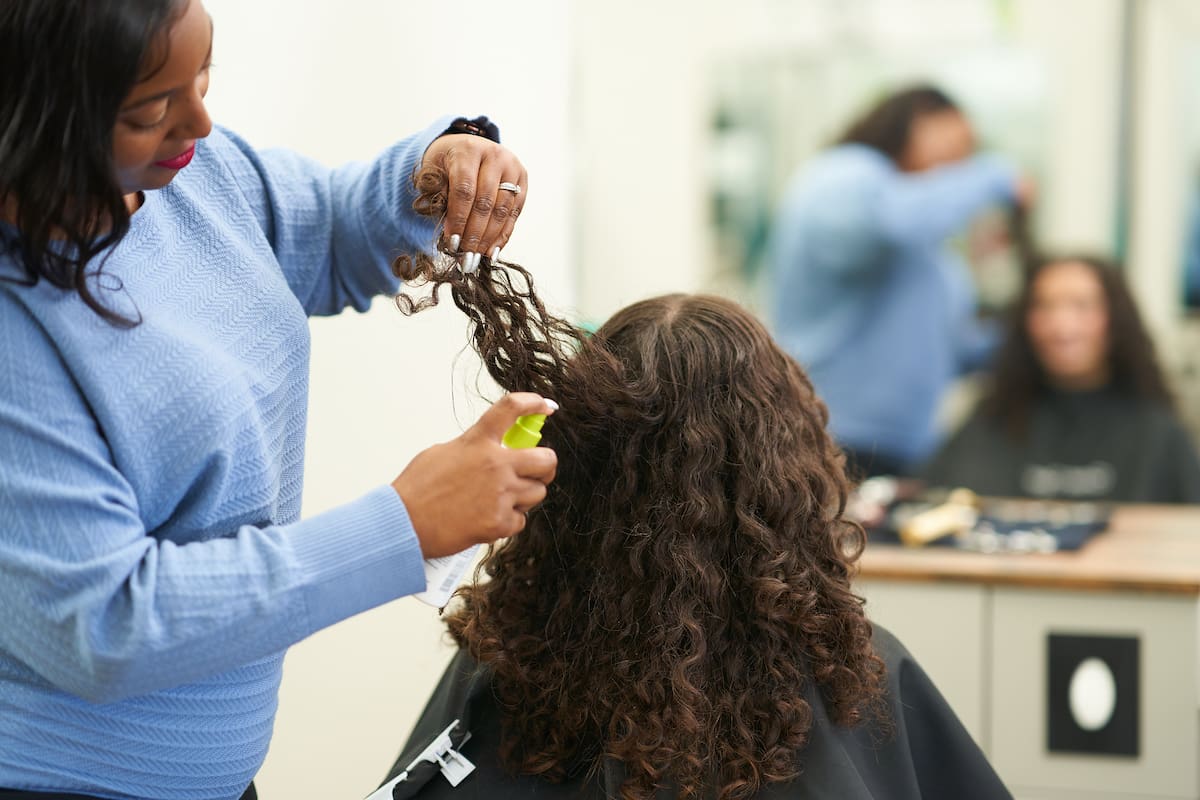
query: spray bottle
412 412 548 608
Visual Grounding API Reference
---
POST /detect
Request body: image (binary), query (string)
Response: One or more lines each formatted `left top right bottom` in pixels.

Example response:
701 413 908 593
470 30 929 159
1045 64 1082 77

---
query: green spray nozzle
502 414 546 449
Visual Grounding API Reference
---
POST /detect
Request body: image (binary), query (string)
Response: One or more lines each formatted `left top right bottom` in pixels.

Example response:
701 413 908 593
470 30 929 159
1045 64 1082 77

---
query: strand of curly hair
392 166 888 800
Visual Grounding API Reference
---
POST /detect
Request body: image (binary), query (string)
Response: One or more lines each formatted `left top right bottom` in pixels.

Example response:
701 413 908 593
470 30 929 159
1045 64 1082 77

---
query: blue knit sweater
0 119 450 798
769 144 1016 467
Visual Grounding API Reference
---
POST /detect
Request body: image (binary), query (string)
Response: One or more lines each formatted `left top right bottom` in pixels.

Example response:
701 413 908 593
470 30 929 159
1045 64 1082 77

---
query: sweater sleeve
876 154 1017 247
773 149 1018 283
0 300 428 704
209 118 453 317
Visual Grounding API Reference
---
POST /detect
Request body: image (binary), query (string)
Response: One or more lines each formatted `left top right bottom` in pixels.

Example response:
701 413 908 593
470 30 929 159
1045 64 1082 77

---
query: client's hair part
394 167 888 800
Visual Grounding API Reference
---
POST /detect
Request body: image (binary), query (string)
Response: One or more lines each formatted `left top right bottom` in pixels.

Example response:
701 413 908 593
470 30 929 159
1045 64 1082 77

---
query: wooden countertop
857 505 1200 595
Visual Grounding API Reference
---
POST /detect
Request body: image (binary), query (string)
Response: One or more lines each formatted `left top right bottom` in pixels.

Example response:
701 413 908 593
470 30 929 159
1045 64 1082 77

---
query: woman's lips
154 144 195 170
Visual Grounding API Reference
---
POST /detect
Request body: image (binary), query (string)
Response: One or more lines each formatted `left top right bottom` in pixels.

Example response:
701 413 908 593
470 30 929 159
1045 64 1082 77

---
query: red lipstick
154 144 195 170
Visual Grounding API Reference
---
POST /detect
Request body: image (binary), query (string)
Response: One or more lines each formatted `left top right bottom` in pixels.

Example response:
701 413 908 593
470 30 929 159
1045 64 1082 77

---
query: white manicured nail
490 246 500 262
464 252 479 273
449 234 461 252
545 398 559 411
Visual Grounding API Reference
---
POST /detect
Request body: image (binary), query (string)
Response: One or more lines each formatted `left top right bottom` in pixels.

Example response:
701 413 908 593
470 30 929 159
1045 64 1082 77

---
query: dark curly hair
393 167 888 800
981 253 1175 437
0 0 187 326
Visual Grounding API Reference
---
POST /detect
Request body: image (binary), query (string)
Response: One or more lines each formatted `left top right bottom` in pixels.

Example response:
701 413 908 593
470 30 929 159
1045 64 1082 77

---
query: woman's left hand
420 134 527 269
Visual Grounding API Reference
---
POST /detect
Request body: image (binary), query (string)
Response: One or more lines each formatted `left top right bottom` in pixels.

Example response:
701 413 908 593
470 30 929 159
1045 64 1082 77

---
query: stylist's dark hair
393 168 888 800
981 254 1174 437
838 84 959 163
0 0 186 325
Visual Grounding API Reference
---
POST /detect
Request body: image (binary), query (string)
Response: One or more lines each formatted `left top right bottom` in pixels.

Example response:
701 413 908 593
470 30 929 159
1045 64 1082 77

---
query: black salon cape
377 626 1011 800
921 387 1200 504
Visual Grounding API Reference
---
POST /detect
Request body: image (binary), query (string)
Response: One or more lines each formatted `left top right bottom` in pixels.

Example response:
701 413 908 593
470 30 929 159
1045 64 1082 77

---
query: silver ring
498 181 521 195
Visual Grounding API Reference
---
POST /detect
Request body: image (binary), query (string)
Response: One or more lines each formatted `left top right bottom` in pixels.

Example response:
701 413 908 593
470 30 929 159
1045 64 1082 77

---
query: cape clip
363 720 475 799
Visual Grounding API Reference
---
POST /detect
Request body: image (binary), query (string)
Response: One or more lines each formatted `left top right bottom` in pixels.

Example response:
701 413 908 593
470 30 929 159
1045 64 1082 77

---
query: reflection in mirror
572 0 1124 325
705 44 1048 316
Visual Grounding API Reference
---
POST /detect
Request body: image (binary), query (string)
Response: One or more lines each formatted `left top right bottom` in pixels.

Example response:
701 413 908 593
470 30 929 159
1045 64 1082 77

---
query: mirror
571 0 1126 323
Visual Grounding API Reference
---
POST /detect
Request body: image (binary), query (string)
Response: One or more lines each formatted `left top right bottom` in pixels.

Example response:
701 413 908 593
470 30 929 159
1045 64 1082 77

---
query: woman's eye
124 104 170 131
128 117 167 131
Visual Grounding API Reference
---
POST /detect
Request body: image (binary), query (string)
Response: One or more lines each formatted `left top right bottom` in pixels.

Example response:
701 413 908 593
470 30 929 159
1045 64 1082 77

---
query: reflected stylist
769 85 1032 477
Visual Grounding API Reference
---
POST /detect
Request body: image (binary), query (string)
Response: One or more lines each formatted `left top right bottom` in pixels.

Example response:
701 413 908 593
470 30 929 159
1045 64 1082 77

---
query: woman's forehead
123 1 212 108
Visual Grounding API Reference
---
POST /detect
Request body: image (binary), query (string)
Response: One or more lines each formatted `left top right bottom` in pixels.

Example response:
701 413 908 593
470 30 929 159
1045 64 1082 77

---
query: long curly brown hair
393 167 888 800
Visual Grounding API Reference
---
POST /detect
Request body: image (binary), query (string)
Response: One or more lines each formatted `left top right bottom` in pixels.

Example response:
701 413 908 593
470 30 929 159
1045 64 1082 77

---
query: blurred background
575 0 1200 437
197 0 1200 796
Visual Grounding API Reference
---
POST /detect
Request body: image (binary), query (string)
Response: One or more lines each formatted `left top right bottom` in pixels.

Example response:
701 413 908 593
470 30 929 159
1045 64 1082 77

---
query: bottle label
413 545 480 607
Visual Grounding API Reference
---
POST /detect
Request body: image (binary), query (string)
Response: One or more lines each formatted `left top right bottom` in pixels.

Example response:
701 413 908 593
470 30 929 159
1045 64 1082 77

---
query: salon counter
855 505 1200 800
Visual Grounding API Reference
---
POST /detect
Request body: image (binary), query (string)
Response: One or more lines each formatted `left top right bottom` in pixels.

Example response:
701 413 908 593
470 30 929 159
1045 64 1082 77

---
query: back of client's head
395 170 887 800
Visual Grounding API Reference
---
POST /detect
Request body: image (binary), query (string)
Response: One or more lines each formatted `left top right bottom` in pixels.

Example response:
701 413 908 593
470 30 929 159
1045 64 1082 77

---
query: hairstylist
769 85 1033 478
0 1 556 799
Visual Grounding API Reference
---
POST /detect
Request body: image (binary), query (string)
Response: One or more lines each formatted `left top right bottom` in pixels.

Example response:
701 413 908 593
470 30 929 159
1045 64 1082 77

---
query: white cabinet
859 578 1200 800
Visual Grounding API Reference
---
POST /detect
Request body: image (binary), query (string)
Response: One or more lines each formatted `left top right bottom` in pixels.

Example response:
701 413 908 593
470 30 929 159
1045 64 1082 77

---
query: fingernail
490 246 501 263
545 398 560 411
464 252 479 273
449 234 461 252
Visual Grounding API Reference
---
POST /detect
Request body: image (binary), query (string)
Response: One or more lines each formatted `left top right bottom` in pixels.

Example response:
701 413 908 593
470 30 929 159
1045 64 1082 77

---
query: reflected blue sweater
769 145 1016 466
0 120 448 799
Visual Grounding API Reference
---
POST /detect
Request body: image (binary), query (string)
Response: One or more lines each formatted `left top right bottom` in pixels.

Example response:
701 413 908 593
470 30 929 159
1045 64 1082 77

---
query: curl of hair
0 0 184 326
394 166 888 800
981 253 1175 438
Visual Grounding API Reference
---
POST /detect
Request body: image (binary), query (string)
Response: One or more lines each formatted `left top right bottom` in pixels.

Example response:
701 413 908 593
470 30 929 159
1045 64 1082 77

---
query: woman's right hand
391 393 558 559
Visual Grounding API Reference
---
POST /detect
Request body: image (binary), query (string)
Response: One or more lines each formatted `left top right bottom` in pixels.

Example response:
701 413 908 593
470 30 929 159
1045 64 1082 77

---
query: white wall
1014 0 1123 254
200 2 572 797
1129 0 1200 435
1128 0 1200 338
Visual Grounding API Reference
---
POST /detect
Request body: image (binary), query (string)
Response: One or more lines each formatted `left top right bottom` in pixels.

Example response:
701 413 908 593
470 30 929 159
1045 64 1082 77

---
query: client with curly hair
370 167 1011 800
